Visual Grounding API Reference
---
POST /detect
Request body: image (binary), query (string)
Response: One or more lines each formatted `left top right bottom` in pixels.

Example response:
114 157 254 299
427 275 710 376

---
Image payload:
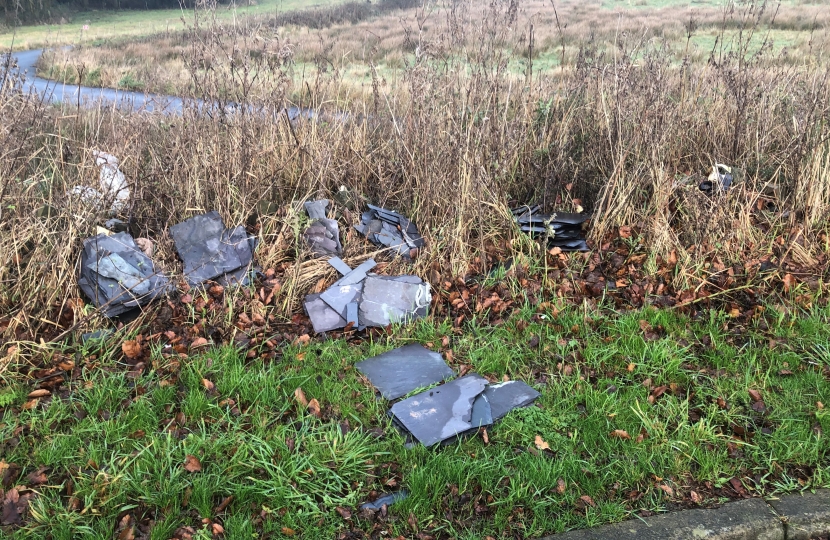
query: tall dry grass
2 0 830 363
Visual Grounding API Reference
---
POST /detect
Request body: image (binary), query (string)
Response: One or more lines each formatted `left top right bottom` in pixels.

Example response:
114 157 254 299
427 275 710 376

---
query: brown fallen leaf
308 399 321 419
183 455 202 473
122 340 141 359
21 399 39 410
555 478 566 494
818 402 825 410
335 506 351 520
627 362 636 372
579 495 596 507
281 527 296 536
782 273 796 293
716 397 728 409
211 523 225 535
618 226 632 239
26 466 48 485
135 238 154 258
190 337 209 349
2 491 22 525
294 387 308 408
534 435 550 451
481 428 489 445
748 389 762 402
690 490 701 504
659 484 674 497
27 389 50 398
778 369 793 376
202 379 215 392
208 285 225 297
610 430 631 440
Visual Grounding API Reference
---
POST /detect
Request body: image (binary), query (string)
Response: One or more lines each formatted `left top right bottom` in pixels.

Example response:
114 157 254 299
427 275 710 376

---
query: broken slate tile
355 344 455 400
303 199 342 257
78 232 170 317
359 275 431 328
320 282 363 318
355 205 425 260
346 302 358 327
304 293 347 333
470 393 493 428
481 380 540 420
169 211 256 287
389 374 488 446
328 256 353 276
304 199 329 220
360 490 408 511
333 258 377 287
512 205 590 252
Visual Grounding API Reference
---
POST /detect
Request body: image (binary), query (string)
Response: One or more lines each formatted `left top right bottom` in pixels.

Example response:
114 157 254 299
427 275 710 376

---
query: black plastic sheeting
78 232 170 317
354 204 425 260
512 205 590 251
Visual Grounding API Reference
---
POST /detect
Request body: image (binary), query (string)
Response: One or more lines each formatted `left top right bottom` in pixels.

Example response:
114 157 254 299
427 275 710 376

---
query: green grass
2 302 829 538
0 0 345 51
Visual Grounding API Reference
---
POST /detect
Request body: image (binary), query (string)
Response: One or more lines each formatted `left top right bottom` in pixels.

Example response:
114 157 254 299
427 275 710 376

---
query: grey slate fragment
481 380 540 420
359 275 431 328
360 490 408 511
304 199 329 220
346 302 358 327
103 218 129 233
81 329 113 344
304 293 347 333
78 232 170 317
470 393 493 428
355 205 425 260
355 344 455 400
303 199 342 257
333 259 377 287
320 282 363 318
389 373 488 446
170 211 256 287
512 205 590 252
328 256 353 276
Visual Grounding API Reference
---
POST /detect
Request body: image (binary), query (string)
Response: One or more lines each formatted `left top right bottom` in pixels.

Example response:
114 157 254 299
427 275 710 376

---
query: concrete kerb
536 490 830 540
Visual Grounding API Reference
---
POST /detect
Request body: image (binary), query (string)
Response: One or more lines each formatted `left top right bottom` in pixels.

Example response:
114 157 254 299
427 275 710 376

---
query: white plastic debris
67 150 130 215
94 150 130 213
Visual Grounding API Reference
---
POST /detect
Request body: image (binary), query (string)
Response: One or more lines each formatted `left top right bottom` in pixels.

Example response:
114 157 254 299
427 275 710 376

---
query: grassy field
2 299 829 538
0 0 344 51
27 0 830 98
2 0 830 535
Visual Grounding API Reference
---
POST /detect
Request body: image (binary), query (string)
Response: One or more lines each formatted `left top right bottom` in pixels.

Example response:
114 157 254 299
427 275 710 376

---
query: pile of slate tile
354 205 425 260
302 199 342 257
79 211 257 317
304 258 431 333
355 344 540 446
512 205 589 251
78 233 170 317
